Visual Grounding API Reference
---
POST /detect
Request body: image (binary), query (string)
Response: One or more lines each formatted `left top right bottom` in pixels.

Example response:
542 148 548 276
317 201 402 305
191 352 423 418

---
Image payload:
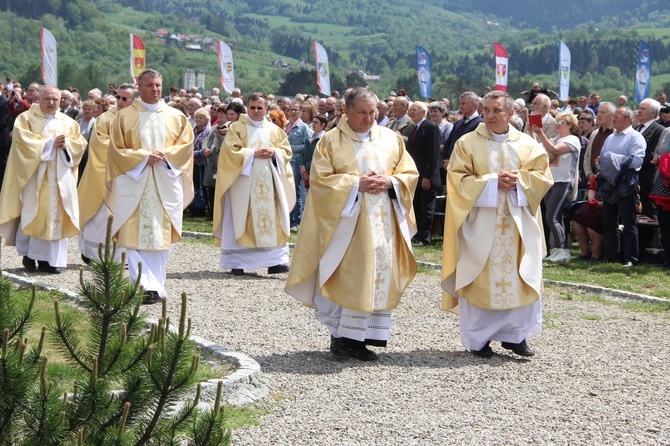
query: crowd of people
1 72 669 360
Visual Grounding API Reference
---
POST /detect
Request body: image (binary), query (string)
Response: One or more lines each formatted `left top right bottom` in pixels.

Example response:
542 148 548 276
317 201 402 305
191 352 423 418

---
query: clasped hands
359 171 391 194
498 170 518 191
147 151 166 166
54 135 67 150
254 147 275 159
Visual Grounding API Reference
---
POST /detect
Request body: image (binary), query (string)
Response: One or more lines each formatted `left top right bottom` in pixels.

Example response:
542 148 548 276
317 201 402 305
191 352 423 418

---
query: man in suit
442 91 483 168
407 101 441 246
59 90 79 119
387 96 415 143
636 98 665 220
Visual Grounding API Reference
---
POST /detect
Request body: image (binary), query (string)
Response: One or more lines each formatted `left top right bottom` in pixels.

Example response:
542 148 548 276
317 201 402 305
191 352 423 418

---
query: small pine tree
0 220 231 445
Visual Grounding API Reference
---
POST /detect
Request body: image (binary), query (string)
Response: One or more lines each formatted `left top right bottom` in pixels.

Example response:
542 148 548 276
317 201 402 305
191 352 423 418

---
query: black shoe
142 290 162 305
231 269 244 276
330 336 378 361
268 264 290 274
22 256 36 272
501 340 535 357
470 341 494 358
81 254 91 265
37 261 61 274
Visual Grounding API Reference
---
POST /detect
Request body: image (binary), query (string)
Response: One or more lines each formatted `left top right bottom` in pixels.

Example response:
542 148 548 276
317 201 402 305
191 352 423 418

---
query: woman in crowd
300 102 317 127
571 175 604 264
75 99 97 181
269 110 287 130
203 103 244 219
530 111 581 263
93 97 109 118
298 114 327 200
191 108 212 216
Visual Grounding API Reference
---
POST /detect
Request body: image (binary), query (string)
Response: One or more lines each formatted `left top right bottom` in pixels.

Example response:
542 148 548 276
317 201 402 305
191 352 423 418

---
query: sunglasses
248 106 265 111
115 95 132 102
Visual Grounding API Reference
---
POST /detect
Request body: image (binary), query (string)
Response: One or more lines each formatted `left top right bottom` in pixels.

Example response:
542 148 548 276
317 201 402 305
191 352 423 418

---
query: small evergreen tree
0 220 231 445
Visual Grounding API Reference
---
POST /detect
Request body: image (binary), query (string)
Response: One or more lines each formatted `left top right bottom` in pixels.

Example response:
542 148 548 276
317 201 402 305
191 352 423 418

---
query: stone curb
182 232 669 307
1 269 270 407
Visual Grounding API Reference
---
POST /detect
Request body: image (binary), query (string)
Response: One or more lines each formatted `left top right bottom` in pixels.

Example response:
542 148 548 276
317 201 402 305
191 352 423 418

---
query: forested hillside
0 0 668 102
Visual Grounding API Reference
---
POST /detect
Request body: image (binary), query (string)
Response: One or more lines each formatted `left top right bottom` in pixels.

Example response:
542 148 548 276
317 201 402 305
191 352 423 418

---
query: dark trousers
412 185 437 244
657 205 670 261
603 195 639 264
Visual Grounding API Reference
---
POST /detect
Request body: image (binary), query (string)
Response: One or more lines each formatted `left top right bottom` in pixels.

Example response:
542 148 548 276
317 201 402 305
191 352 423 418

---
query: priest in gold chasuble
0 86 87 273
78 83 136 263
441 91 553 358
107 70 193 302
286 88 419 361
212 92 295 275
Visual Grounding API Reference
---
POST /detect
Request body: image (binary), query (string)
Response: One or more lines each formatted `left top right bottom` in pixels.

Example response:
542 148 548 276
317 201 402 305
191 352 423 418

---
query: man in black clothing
407 101 441 246
442 91 483 167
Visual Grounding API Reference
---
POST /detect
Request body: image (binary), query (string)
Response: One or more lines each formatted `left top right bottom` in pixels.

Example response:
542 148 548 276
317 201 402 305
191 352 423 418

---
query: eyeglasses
248 106 265 111
613 115 627 119
555 120 564 126
289 108 300 112
115 95 132 102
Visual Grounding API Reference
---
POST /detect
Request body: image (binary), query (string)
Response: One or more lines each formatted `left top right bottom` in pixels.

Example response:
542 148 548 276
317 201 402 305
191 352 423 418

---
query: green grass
16 285 231 390
182 215 670 299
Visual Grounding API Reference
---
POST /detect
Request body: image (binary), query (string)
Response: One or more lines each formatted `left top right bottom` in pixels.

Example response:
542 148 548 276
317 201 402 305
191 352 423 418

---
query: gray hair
345 87 378 109
459 91 479 105
412 101 428 112
88 88 102 99
598 102 616 114
640 98 661 117
618 107 635 119
428 101 446 114
59 89 73 100
483 90 514 111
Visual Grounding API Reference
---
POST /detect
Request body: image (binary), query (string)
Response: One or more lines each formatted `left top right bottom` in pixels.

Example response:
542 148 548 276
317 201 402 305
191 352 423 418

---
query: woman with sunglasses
529 111 581 263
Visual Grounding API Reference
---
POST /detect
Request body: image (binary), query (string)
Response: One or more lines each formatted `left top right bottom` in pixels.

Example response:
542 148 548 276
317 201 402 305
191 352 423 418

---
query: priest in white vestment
78 83 135 263
442 91 553 358
0 85 87 273
212 92 295 276
107 70 194 304
286 88 419 361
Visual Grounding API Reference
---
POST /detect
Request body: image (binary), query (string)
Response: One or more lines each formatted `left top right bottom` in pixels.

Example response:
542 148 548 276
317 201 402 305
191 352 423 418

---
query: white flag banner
313 41 331 96
558 41 571 101
41 28 57 85
217 41 235 94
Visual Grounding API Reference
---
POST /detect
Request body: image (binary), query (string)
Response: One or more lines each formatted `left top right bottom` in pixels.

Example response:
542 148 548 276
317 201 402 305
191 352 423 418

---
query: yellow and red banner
130 34 146 85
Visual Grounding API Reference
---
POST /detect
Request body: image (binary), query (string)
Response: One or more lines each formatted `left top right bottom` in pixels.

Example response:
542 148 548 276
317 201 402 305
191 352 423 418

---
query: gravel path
2 239 670 445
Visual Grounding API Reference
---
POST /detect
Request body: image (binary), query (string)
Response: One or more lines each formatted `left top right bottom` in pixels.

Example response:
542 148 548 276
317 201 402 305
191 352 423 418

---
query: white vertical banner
41 28 57 85
217 41 235 94
558 41 571 101
313 41 331 96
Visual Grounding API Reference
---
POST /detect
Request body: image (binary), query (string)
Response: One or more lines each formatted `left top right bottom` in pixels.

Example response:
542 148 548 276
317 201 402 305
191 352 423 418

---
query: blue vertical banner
415 45 431 99
558 41 571 101
635 40 652 103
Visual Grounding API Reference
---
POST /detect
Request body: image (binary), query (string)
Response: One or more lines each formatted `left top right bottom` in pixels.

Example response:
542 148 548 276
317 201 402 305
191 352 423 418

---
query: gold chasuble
78 107 117 227
0 105 86 244
107 100 194 250
286 119 419 313
212 115 294 248
441 123 553 313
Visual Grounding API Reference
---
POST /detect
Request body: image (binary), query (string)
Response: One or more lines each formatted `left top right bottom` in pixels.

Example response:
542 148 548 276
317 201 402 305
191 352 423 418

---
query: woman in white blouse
530 111 581 263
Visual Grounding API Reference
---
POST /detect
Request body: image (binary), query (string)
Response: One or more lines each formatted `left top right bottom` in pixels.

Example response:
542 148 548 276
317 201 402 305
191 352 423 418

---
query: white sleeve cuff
474 174 499 208
240 149 255 177
510 184 529 207
161 157 181 178
125 157 149 181
42 138 55 161
341 180 361 217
